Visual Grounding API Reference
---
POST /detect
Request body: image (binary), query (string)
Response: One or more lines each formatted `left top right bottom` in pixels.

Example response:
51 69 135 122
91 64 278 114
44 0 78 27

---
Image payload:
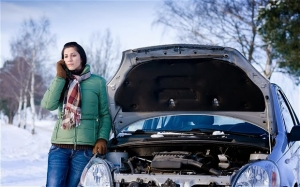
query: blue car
79 44 300 187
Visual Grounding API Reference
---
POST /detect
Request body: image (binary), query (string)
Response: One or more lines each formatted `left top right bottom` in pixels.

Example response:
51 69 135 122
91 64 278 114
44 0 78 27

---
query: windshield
121 114 267 135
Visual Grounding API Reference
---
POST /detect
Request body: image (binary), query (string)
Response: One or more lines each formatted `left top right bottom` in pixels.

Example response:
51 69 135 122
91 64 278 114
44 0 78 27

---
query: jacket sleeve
97 78 112 142
41 77 66 111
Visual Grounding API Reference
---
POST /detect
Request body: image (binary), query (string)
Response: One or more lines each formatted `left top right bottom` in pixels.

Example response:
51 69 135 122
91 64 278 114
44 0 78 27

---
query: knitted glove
56 60 67 79
93 139 107 155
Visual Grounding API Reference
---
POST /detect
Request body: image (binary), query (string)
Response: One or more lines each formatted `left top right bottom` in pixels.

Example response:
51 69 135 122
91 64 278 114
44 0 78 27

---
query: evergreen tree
258 0 300 84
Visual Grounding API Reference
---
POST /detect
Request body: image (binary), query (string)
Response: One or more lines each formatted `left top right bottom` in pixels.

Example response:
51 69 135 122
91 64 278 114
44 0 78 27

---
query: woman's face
63 47 82 71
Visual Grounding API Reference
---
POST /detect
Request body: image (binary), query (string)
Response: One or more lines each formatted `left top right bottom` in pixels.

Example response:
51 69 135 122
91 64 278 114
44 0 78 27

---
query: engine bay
106 143 269 186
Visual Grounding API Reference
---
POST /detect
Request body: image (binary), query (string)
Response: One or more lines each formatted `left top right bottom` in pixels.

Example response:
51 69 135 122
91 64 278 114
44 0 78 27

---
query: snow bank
1 120 54 186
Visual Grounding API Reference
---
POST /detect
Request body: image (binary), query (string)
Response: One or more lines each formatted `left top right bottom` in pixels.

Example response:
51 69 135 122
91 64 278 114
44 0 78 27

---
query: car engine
106 143 269 187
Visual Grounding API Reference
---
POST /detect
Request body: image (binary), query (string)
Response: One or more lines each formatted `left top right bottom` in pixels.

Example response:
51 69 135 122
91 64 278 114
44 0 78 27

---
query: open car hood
107 44 273 135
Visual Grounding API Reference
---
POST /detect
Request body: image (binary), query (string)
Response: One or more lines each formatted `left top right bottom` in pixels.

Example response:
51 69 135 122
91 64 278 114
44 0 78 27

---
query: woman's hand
56 59 67 79
93 139 107 155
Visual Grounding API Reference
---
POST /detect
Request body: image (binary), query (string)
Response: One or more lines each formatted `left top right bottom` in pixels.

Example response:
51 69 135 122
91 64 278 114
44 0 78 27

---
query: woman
41 42 112 187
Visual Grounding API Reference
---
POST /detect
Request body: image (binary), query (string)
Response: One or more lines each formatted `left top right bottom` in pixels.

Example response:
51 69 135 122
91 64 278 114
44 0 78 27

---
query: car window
277 90 296 133
121 114 267 135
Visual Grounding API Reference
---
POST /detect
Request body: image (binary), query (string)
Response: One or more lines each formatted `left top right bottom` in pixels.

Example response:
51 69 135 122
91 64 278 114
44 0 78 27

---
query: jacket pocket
77 119 97 144
53 120 60 140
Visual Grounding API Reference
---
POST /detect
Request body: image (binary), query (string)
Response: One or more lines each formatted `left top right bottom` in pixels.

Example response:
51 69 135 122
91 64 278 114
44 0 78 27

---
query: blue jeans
46 145 93 187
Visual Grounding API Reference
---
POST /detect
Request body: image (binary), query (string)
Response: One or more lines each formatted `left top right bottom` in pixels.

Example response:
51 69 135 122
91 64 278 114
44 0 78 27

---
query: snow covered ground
1 119 54 187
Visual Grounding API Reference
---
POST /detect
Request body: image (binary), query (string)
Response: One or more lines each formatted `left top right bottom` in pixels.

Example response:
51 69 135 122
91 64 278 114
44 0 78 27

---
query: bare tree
84 29 121 81
10 17 56 134
153 0 277 79
0 57 46 126
0 58 29 124
13 57 30 128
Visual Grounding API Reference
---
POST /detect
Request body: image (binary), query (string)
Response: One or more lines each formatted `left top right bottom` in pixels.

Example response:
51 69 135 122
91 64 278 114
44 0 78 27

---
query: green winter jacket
41 64 112 147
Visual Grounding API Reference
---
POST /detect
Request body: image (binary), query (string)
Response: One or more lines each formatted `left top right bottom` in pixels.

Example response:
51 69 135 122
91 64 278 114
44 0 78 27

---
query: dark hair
61 42 87 66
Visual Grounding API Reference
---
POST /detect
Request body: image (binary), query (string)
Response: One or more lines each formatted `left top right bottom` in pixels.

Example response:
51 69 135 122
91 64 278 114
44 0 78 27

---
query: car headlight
233 160 280 187
79 155 113 187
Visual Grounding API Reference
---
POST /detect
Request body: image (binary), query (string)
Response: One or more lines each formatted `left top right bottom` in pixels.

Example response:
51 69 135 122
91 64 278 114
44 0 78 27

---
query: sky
1 0 176 66
0 0 299 114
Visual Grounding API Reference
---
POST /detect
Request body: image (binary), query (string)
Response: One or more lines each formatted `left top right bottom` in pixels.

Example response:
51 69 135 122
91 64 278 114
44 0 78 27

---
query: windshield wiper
177 128 214 135
128 129 267 138
181 128 267 138
220 130 268 138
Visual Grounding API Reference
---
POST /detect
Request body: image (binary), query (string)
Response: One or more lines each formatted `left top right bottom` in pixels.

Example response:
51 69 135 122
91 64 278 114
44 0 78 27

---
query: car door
274 85 300 186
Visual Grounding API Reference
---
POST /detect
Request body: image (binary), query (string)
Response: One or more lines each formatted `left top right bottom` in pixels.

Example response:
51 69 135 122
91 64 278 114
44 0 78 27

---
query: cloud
1 2 44 24
0 1 174 64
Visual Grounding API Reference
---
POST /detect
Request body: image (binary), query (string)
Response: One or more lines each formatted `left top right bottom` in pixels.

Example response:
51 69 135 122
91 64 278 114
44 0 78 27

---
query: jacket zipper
74 125 77 150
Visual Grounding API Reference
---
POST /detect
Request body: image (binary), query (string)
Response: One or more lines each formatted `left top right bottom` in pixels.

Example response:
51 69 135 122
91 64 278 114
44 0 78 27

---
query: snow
1 119 54 186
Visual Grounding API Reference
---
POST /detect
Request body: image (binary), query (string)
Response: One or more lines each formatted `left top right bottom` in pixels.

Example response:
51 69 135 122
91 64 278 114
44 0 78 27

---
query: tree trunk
30 69 36 134
22 93 27 129
38 105 43 120
264 44 273 80
8 110 14 124
17 89 23 127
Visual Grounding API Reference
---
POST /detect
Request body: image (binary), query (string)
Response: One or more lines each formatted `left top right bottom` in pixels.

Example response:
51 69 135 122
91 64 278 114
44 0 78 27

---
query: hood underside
107 44 272 134
115 58 265 112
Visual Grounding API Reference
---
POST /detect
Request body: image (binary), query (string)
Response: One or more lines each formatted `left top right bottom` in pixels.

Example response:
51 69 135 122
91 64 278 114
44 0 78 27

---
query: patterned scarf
61 72 91 130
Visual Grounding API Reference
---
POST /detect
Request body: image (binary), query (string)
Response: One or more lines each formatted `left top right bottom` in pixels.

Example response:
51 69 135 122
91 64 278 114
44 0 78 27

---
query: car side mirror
288 125 300 142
